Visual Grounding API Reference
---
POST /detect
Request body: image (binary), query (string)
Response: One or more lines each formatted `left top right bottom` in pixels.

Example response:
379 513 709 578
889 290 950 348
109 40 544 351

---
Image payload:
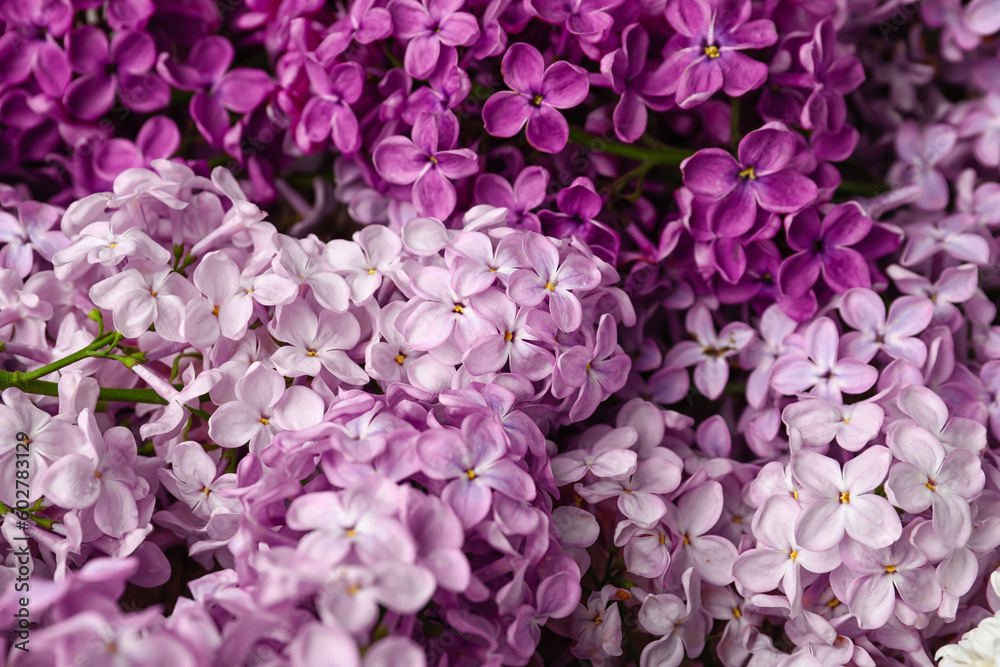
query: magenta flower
791 446 901 551
506 232 601 332
372 112 479 220
93 116 180 183
525 0 622 44
664 303 754 401
388 0 480 79
482 43 590 155
296 61 365 154
682 124 818 237
770 317 878 403
661 0 777 108
778 203 873 298
887 122 957 211
157 36 274 146
416 413 535 528
600 24 674 143
63 26 168 120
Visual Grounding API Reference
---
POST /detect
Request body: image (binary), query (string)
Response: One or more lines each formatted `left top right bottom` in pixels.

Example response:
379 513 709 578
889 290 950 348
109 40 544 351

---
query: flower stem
568 127 695 164
0 372 169 405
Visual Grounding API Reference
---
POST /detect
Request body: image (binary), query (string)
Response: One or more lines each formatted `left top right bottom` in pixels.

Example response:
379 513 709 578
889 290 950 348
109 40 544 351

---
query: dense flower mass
3 0 1000 665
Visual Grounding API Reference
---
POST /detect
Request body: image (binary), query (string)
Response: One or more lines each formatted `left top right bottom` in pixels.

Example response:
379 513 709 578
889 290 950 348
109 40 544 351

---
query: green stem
568 127 694 164
0 373 168 405
17 332 120 382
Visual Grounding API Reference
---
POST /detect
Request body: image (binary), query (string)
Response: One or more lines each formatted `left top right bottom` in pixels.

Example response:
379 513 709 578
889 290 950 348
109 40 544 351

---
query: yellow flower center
345 528 357 538
704 44 721 58
395 353 406 365
840 491 850 504
211 306 220 316
885 564 896 573
368 268 377 275
504 331 513 342
739 165 756 179
545 281 556 291
532 93 545 106
259 417 269 425
732 607 742 618
466 469 476 480
307 350 317 357
453 304 464 313
109 242 117 248
789 550 798 560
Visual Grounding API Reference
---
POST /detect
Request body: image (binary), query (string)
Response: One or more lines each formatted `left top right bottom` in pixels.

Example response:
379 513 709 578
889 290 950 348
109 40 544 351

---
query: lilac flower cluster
3 0 1000 664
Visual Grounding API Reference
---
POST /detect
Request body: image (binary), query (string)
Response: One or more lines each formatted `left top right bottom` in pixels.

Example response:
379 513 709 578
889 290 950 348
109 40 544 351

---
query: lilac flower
770 317 878 402
959 93 1000 166
740 304 797 408
416 413 535 527
474 167 549 231
268 298 369 385
0 201 67 277
286 476 415 565
576 455 682 527
661 0 777 108
600 24 674 142
316 0 394 61
797 19 865 132
682 124 818 237
778 203 873 297
893 385 987 454
732 495 840 615
207 362 324 454
885 420 985 547
664 303 754 401
839 289 934 366
325 224 403 305
388 0 480 79
40 408 148 539
372 112 479 220
0 388 81 504
447 231 524 297
156 442 238 520
841 537 942 630
506 232 601 332
90 264 198 341
482 43 590 155
887 263 978 332
900 212 991 266
553 314 631 421
791 446 901 551
400 265 497 352
782 397 884 452
887 122 957 211
663 480 740 586
463 288 554 379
